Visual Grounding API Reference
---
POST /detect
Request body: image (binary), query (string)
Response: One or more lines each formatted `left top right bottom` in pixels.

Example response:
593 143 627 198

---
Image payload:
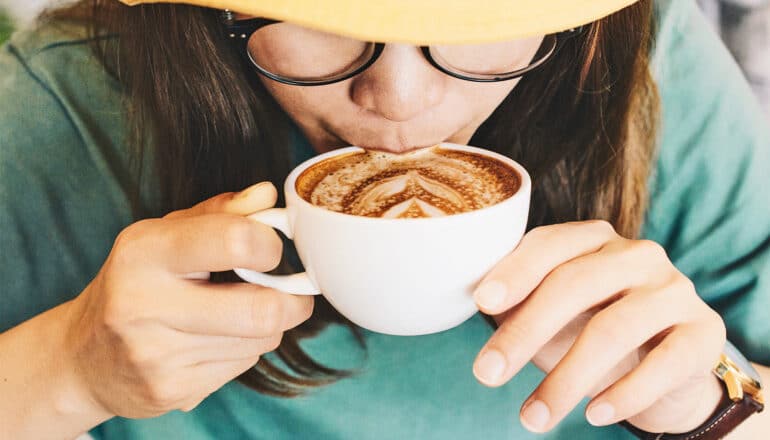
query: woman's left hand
472 220 727 434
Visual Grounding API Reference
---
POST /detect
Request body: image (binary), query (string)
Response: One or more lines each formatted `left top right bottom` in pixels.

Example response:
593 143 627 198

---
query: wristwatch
621 341 764 440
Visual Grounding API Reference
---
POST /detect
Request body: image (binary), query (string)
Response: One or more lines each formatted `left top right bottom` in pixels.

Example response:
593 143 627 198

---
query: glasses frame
220 10 582 86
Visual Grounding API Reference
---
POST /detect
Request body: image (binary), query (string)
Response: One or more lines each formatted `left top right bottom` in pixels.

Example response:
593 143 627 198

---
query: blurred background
698 0 770 120
0 0 768 122
0 0 73 28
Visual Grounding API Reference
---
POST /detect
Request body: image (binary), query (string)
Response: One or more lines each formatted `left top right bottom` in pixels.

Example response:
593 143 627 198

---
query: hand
471 220 727 434
62 182 314 419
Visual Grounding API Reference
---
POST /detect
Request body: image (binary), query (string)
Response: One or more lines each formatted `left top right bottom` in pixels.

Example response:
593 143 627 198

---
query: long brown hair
47 0 659 396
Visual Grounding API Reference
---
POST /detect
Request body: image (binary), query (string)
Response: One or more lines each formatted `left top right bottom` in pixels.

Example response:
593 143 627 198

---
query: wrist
55 300 114 425
665 374 725 434
0 301 113 439
625 373 725 434
622 345 765 440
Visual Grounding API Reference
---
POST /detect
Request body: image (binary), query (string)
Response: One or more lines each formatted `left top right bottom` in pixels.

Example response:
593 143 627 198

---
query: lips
330 110 465 154
339 132 442 154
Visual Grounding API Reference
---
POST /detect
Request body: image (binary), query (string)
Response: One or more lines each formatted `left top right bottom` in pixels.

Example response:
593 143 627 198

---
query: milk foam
296 147 519 218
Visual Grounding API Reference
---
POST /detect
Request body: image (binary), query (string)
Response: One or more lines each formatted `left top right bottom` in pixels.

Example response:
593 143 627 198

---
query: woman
0 0 767 438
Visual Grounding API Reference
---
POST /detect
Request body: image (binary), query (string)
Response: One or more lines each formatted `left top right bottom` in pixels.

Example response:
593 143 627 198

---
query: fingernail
473 349 507 384
236 182 270 200
586 402 615 426
521 400 550 432
474 280 508 310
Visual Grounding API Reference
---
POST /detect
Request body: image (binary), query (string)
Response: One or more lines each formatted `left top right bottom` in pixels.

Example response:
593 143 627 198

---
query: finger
120 213 283 274
473 240 675 387
107 322 280 370
178 333 283 365
158 282 314 338
165 182 278 220
586 320 724 428
473 220 618 314
179 355 261 412
516 282 703 432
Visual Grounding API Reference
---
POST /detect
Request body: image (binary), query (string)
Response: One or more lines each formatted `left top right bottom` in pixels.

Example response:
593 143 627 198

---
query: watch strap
620 394 764 440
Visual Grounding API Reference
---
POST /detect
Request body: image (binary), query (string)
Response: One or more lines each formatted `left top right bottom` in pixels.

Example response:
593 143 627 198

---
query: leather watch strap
620 394 764 440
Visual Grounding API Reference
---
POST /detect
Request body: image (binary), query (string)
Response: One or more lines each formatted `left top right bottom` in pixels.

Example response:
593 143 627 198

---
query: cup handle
233 208 321 296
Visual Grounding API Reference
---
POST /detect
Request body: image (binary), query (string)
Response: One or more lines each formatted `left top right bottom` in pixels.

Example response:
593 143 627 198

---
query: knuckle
246 355 261 367
100 279 153 332
652 343 688 386
676 275 697 297
705 334 728 368
255 224 283 271
265 334 284 352
526 225 556 242
101 302 124 332
300 297 315 322
222 220 259 262
124 342 159 369
664 274 699 303
541 370 582 402
251 294 284 335
113 223 141 251
144 379 182 410
584 219 616 238
222 220 283 271
180 397 207 413
703 310 727 345
212 192 238 211
284 296 315 327
179 403 198 413
101 289 135 331
498 319 533 346
583 311 629 352
631 239 668 261
656 336 692 370
112 219 160 259
219 192 245 211
547 262 580 286
124 345 147 368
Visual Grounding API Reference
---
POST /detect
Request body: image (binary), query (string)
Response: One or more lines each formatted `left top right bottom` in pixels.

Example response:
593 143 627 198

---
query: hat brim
119 0 639 45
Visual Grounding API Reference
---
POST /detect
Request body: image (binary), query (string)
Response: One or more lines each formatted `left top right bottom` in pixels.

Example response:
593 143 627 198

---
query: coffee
296 146 520 218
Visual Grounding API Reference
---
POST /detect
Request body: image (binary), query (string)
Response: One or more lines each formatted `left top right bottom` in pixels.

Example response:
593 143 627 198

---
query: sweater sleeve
645 0 770 363
0 24 136 331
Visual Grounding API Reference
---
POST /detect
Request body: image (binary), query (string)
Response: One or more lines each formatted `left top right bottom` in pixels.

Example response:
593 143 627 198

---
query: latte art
296 147 520 218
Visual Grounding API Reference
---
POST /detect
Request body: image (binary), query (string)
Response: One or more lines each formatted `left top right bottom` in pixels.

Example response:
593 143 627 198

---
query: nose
350 44 446 122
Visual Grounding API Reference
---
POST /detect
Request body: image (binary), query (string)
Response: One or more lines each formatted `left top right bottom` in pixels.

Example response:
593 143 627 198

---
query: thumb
165 182 278 220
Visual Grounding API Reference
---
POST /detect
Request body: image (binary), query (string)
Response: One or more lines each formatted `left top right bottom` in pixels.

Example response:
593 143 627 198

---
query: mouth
350 141 438 154
317 107 468 154
318 127 440 154
333 126 451 154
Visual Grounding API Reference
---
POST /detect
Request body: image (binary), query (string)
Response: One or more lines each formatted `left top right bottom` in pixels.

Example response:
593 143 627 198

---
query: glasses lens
247 22 375 82
428 35 556 78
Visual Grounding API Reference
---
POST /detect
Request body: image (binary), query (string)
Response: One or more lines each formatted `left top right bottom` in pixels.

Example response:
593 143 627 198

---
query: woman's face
246 18 544 154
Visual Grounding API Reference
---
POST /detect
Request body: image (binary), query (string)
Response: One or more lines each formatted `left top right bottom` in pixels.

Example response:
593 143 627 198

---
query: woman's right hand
62 182 314 419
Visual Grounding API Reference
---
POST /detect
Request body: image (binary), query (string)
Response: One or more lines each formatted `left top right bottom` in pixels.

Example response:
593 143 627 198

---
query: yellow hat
118 0 639 45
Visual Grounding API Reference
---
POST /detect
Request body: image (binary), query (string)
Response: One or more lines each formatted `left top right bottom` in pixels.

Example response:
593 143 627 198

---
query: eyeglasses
221 10 581 86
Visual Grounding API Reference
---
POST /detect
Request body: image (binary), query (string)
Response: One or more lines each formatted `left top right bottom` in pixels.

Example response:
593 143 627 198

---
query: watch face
724 340 762 385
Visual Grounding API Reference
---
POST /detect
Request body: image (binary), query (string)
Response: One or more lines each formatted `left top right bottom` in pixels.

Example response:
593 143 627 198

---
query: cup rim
284 143 532 223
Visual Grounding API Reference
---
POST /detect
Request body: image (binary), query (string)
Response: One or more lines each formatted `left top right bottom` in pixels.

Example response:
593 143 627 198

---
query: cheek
457 80 519 121
261 79 347 122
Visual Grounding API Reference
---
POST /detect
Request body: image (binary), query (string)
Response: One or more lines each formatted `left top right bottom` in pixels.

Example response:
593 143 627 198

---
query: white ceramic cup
234 143 531 336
